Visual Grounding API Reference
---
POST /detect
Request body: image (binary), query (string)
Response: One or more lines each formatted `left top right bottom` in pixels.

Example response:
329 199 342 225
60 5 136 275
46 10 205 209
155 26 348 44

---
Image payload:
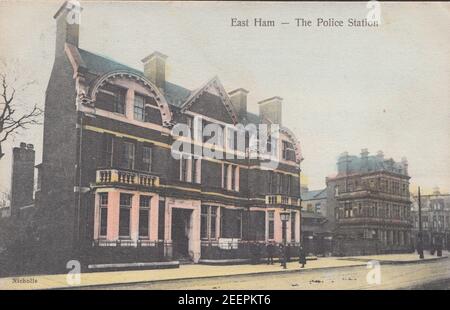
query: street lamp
280 211 290 269
418 187 424 259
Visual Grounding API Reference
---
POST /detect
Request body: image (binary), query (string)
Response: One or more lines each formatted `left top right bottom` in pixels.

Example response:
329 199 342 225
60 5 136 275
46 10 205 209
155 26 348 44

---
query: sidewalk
340 251 449 264
0 253 447 290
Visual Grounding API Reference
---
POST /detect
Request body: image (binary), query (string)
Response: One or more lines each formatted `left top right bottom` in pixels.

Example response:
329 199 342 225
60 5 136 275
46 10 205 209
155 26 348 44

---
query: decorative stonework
88 70 174 127
280 127 303 164
181 76 238 124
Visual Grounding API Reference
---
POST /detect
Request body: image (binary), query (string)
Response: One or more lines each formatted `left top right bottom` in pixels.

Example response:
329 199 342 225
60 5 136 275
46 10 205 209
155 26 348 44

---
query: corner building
34 2 303 272
326 149 412 255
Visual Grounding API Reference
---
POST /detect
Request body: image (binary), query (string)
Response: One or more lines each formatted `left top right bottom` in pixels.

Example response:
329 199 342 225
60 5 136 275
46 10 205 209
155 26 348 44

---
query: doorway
171 208 192 260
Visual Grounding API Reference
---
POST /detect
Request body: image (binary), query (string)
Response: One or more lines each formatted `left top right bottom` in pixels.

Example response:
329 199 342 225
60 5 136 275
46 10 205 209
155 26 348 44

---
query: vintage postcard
0 0 449 295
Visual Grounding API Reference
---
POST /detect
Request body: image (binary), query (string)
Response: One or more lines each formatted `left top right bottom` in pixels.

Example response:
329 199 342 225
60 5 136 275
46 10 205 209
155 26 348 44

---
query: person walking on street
298 245 307 268
266 241 274 265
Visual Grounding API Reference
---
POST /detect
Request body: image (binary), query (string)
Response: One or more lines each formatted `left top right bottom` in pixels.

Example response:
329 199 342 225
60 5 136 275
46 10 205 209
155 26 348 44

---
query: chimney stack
11 142 36 217
376 150 384 160
141 51 168 92
258 96 282 125
361 148 369 172
53 1 81 55
401 157 408 175
229 88 249 121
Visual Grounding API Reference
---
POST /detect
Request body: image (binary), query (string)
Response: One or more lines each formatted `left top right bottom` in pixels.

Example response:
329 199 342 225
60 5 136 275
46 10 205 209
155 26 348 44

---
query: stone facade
326 149 412 255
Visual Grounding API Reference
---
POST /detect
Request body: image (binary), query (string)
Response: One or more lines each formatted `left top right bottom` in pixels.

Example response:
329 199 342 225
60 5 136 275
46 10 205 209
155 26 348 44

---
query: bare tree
0 73 43 159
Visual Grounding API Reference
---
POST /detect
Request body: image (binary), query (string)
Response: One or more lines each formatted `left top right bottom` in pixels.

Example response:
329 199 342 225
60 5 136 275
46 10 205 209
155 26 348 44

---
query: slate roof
78 48 192 107
336 153 408 176
302 188 327 201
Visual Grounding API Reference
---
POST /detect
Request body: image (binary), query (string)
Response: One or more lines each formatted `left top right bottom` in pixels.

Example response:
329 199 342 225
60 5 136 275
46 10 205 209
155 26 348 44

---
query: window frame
119 193 132 238
99 193 108 237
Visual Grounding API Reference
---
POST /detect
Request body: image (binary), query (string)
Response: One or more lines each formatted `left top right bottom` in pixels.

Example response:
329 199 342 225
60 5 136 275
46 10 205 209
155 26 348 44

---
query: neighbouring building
300 188 333 256
10 143 35 218
411 188 450 251
326 149 412 255
0 192 10 218
22 2 303 273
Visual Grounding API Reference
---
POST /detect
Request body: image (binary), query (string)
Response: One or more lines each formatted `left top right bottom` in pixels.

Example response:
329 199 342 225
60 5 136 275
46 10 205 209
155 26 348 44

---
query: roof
302 188 327 201
335 152 408 176
78 49 191 107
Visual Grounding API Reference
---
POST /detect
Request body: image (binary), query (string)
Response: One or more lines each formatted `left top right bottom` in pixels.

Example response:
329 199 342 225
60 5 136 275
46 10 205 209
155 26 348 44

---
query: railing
93 239 168 247
96 169 159 187
265 195 300 207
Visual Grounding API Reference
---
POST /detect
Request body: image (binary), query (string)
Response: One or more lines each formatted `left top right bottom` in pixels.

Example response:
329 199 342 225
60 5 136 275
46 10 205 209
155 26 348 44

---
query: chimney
258 96 282 125
229 88 249 121
401 157 408 175
361 148 369 172
53 1 81 55
376 150 384 160
141 51 168 91
10 142 35 217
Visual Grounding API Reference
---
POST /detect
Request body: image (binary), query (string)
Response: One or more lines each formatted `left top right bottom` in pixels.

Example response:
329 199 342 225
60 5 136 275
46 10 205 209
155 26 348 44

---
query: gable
181 77 238 124
188 91 234 123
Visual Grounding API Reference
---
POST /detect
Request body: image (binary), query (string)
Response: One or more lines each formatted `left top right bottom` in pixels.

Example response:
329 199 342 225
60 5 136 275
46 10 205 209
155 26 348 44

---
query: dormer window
282 140 295 161
96 83 126 114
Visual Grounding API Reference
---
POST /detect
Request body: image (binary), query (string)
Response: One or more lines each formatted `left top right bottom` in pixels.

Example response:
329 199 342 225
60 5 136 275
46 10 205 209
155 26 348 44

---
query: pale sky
0 1 449 195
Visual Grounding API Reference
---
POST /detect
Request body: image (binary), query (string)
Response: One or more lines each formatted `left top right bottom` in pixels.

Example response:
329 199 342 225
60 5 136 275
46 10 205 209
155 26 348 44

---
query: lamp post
418 187 424 259
280 210 290 269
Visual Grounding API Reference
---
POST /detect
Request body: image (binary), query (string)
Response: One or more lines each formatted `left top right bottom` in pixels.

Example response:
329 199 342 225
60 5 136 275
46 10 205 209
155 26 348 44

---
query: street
88 258 450 290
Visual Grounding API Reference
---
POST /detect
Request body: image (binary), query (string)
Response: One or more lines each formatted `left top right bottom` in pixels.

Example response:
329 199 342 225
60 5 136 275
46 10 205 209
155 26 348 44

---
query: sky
0 1 449 195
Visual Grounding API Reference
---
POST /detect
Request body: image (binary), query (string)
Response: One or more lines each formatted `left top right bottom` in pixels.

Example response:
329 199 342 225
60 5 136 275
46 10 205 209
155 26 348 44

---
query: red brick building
24 2 303 273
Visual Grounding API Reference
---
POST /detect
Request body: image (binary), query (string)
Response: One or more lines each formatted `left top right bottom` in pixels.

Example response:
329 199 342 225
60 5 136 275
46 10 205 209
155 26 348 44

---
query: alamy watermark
171 116 285 170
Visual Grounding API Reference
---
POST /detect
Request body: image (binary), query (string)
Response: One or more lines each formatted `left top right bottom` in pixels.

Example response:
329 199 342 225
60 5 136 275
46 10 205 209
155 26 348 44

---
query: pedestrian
298 245 306 268
266 241 274 265
279 243 286 268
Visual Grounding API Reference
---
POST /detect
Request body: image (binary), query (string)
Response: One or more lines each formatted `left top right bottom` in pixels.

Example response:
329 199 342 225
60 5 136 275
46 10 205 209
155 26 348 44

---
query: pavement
0 252 447 290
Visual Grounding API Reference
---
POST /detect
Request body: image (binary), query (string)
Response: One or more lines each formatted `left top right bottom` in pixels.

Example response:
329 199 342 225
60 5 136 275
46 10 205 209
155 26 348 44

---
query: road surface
86 258 450 290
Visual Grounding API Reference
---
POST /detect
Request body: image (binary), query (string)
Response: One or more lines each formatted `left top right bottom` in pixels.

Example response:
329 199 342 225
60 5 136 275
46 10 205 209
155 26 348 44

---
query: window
139 196 151 238
223 163 238 191
277 173 283 194
268 172 278 194
226 127 235 150
121 141 135 169
344 202 353 218
285 175 291 194
223 163 229 189
134 94 146 121
180 157 189 182
192 158 201 184
102 134 113 167
96 84 126 114
282 141 296 161
201 205 218 240
291 212 296 240
114 88 126 114
268 211 275 240
267 136 278 156
99 193 108 237
142 146 152 172
119 194 132 237
315 203 321 214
